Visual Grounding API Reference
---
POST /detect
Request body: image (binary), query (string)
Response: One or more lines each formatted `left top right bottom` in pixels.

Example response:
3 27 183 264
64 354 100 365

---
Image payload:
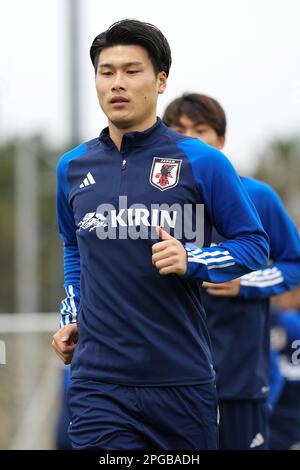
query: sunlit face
95 44 167 130
171 114 225 149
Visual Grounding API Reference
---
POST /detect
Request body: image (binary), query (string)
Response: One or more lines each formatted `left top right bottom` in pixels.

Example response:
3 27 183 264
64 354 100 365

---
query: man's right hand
52 323 78 365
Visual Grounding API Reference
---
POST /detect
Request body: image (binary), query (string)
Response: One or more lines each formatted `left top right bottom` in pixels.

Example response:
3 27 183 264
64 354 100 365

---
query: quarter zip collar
99 117 164 153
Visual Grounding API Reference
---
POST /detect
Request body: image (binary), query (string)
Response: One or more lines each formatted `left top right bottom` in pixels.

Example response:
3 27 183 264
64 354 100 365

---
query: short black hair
90 19 172 76
163 93 227 137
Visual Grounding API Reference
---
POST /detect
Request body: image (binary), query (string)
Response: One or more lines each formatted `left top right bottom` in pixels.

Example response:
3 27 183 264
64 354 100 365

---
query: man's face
171 115 225 149
95 44 167 129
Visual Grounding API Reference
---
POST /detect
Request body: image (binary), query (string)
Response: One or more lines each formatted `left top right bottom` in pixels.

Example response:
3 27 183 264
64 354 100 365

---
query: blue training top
56 118 269 386
204 177 300 400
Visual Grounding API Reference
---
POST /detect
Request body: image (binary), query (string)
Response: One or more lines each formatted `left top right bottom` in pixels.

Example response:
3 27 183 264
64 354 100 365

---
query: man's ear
157 71 167 95
217 135 226 150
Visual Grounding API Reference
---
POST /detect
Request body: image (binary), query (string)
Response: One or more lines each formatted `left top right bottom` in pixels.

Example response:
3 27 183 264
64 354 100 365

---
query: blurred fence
0 313 65 450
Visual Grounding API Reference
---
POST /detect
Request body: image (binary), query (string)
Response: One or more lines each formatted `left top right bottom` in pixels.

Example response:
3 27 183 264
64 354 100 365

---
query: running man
52 21 269 450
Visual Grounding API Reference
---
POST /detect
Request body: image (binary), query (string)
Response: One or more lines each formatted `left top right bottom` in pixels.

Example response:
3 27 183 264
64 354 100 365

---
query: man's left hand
202 278 241 297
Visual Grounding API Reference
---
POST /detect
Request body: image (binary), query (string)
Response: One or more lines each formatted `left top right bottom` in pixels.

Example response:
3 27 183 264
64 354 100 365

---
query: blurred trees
253 136 300 225
0 140 15 312
0 136 67 313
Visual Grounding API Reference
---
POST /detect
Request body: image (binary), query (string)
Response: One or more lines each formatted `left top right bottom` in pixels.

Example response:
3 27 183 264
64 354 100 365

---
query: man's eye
100 71 113 76
196 129 205 134
127 70 139 74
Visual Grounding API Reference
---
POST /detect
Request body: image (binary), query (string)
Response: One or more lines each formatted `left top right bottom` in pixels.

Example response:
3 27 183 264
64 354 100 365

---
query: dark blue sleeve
239 182 300 298
177 139 269 283
56 144 87 327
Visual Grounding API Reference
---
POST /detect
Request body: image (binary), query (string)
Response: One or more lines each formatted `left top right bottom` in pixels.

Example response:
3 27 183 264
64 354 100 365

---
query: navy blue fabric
205 293 270 400
56 118 269 386
55 398 72 450
219 400 270 450
269 348 285 410
270 378 300 419
269 413 300 450
269 382 300 450
204 177 300 400
68 379 219 450
55 368 72 450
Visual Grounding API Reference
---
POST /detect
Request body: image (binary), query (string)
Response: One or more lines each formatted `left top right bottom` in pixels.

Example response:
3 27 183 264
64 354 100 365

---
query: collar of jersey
98 117 164 152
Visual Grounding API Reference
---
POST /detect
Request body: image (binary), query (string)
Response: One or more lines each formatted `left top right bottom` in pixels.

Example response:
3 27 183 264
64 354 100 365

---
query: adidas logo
80 172 96 188
250 433 264 448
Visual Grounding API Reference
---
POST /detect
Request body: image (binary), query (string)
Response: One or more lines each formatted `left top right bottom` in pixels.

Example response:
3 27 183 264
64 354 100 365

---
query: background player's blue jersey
271 309 300 415
56 119 268 386
269 309 300 449
204 177 300 400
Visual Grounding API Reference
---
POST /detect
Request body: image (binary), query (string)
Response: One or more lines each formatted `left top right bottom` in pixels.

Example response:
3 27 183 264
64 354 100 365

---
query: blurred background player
163 93 300 450
269 286 300 450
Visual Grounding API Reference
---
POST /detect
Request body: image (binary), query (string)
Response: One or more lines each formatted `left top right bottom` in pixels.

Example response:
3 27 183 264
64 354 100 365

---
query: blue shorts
269 412 300 450
55 396 72 450
219 400 270 450
68 379 218 450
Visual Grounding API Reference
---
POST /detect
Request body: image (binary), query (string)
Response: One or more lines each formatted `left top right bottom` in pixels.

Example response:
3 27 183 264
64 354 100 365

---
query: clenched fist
52 322 78 365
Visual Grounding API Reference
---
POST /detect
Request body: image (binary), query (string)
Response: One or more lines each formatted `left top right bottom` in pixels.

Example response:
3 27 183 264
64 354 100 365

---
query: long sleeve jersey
204 177 300 400
56 118 269 386
239 179 300 298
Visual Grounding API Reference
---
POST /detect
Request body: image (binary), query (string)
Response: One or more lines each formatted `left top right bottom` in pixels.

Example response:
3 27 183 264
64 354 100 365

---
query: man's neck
108 115 157 151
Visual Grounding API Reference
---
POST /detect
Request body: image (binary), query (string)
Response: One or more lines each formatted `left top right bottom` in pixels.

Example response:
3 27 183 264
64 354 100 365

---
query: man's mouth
110 96 129 104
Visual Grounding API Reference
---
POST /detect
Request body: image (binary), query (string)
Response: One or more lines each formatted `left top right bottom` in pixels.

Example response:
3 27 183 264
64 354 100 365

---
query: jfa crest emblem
149 158 182 191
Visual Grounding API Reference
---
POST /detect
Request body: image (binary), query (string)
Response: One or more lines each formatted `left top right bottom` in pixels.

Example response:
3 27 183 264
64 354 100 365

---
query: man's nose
111 72 125 91
184 130 195 138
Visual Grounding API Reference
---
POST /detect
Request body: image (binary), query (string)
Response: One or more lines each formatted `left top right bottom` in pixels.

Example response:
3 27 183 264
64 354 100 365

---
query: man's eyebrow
98 61 144 68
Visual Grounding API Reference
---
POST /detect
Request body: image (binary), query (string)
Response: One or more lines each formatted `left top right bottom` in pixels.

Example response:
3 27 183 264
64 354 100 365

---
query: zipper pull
122 159 126 170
